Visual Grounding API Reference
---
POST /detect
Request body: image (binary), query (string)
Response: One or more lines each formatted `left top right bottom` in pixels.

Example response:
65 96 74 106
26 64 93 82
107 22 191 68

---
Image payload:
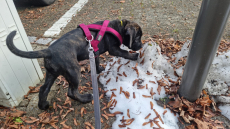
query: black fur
6 19 143 110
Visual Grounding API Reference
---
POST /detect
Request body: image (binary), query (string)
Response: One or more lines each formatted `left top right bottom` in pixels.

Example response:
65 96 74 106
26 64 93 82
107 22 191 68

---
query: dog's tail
6 31 51 59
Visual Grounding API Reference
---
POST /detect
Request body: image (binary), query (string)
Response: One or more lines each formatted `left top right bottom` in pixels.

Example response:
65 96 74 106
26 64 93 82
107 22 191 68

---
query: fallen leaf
124 61 130 65
194 118 209 129
117 64 123 72
150 101 154 109
85 122 95 129
145 113 151 119
123 72 127 77
127 109 130 118
106 78 111 85
102 114 108 120
163 110 167 115
81 107 86 117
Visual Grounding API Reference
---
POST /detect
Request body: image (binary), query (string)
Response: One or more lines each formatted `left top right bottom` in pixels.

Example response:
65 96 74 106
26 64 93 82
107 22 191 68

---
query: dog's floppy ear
125 28 134 48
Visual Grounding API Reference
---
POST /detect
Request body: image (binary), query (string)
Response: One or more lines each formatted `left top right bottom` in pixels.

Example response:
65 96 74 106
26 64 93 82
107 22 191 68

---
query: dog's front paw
38 101 49 110
96 66 105 74
130 53 139 60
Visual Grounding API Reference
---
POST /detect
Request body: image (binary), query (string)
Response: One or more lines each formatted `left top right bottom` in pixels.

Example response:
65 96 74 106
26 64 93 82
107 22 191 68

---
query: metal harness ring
85 35 94 42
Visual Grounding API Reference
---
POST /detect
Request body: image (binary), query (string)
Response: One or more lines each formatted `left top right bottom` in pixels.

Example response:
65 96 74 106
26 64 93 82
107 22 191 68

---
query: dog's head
123 20 143 51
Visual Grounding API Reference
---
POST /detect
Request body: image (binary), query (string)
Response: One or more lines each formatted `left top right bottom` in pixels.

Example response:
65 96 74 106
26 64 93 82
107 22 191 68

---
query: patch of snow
171 41 230 96
214 96 230 104
204 82 228 95
28 36 37 43
99 40 230 128
99 42 178 129
35 38 52 45
172 41 190 63
219 104 230 120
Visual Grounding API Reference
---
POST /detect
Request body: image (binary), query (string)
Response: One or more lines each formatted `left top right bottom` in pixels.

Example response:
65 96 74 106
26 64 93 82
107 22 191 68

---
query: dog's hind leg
38 71 57 110
65 67 93 103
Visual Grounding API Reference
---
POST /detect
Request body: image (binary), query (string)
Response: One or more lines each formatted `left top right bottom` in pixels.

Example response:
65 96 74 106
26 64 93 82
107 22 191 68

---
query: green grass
14 117 23 124
173 29 179 33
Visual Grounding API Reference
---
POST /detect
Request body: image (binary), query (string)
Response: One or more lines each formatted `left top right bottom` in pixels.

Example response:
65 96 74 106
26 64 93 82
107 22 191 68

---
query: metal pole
178 0 230 101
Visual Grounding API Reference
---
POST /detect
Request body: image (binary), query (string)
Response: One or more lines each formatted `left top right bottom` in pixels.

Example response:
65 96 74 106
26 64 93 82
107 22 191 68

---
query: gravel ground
1 0 230 128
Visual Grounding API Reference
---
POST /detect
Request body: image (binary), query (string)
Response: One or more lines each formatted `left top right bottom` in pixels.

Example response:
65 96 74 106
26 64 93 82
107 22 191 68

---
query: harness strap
92 20 110 52
87 25 123 45
79 24 93 41
79 20 123 53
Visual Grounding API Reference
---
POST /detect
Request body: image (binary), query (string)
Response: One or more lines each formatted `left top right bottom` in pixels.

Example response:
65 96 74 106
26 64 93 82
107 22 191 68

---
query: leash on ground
87 36 101 129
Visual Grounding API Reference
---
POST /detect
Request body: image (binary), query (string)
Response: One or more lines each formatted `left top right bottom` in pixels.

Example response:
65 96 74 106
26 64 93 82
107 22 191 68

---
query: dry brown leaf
127 109 130 118
109 61 116 70
56 97 62 102
85 122 95 129
168 95 183 110
142 121 150 126
150 101 154 109
57 104 62 109
61 109 72 119
133 79 138 86
180 110 191 123
124 60 130 65
142 95 151 98
99 94 104 100
133 92 136 99
113 111 123 115
153 109 164 124
157 85 161 95
154 120 162 128
53 102 56 111
185 125 195 129
123 72 127 77
101 118 104 123
120 87 123 94
110 88 117 91
145 113 151 119
194 118 209 129
64 97 71 107
140 58 145 65
9 125 18 128
122 91 130 99
60 109 64 116
81 107 86 117
10 110 26 117
163 110 167 115
149 80 156 84
117 64 123 72
102 114 109 120
118 124 126 127
106 78 111 85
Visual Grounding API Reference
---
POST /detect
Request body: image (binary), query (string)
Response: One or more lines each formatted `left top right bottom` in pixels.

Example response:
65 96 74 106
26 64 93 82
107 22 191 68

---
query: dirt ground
15 0 230 41
1 0 230 128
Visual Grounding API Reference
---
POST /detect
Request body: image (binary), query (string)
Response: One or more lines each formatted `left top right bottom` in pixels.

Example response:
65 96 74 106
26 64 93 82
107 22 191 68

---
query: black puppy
6 19 143 110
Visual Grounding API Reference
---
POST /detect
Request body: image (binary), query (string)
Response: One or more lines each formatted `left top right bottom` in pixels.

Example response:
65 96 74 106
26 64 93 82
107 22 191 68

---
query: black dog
6 19 143 110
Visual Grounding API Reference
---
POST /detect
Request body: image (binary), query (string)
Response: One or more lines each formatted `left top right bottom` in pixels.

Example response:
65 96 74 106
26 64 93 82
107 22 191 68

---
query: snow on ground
171 40 230 120
99 41 230 129
99 42 178 129
219 104 230 120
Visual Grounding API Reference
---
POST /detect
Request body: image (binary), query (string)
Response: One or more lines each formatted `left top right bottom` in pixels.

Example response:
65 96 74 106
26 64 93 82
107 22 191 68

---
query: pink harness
79 20 123 52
